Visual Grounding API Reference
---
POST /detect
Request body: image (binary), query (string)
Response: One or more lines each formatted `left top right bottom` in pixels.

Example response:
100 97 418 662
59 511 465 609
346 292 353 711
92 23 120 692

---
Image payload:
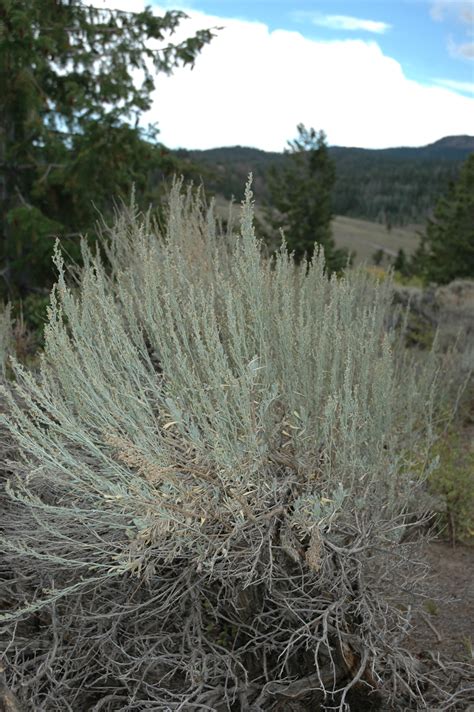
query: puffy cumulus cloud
293 12 391 34
87 1 474 150
142 6 474 150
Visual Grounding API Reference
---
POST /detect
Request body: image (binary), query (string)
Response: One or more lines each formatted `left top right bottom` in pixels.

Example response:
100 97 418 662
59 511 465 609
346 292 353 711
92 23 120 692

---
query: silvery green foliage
0 180 466 710
0 303 13 378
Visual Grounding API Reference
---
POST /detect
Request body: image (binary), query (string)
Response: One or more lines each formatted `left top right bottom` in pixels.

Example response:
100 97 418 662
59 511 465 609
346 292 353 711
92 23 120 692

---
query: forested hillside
177 135 474 226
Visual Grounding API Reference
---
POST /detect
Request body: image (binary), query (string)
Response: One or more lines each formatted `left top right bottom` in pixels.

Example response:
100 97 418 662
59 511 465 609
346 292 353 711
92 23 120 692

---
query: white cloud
431 1 474 60
456 41 474 59
430 1 446 22
460 5 474 26
91 0 146 12
448 36 474 59
433 77 474 93
87 1 474 151
431 1 474 25
300 13 391 34
142 6 474 151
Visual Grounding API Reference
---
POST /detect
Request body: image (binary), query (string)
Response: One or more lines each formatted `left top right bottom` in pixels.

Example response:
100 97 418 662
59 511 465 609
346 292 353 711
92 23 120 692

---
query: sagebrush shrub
0 179 468 710
0 303 13 378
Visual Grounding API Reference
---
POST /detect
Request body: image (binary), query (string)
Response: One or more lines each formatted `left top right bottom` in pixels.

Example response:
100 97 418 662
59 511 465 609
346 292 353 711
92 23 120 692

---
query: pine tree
413 153 474 284
372 248 385 266
267 124 351 271
0 0 214 295
394 248 409 275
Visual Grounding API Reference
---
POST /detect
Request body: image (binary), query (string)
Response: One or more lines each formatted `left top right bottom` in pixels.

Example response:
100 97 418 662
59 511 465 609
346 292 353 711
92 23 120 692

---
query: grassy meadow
332 215 421 264
211 192 421 265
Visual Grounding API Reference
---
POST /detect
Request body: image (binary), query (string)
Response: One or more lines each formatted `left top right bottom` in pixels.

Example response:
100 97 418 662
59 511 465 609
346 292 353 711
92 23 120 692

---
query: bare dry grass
332 216 421 264
212 192 422 265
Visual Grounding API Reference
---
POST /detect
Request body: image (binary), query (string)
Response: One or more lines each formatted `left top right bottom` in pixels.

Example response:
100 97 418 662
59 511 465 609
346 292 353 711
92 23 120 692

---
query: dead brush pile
0 180 471 711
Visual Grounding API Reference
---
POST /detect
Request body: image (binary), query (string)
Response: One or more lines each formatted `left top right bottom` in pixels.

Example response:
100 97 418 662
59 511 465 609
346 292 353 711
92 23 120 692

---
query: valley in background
174 135 474 264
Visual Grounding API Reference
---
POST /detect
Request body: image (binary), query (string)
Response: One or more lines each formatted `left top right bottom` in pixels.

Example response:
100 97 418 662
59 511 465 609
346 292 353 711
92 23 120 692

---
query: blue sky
97 0 474 149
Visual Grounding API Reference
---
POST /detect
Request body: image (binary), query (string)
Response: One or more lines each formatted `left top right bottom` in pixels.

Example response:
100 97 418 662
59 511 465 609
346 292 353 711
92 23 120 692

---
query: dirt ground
398 540 474 712
409 541 474 664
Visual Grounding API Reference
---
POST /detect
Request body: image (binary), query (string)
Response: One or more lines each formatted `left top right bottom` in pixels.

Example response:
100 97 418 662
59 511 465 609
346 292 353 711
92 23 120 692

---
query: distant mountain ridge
425 135 474 151
178 135 473 226
184 135 474 160
330 135 474 152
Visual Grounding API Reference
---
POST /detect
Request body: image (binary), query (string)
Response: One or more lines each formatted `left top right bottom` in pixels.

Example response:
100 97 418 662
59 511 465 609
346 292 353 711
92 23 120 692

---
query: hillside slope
210 193 420 266
332 216 419 265
177 135 473 226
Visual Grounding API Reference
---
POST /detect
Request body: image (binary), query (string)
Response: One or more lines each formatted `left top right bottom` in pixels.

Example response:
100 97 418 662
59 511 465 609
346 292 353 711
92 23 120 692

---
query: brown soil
400 540 474 712
409 541 474 664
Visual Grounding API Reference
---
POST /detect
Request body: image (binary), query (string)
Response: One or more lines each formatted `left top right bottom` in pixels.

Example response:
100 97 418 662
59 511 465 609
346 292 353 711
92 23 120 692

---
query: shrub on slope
0 180 468 710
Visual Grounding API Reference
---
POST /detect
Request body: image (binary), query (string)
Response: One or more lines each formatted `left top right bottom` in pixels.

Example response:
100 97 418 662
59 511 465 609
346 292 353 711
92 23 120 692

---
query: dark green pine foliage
0 0 214 296
414 153 474 284
267 124 350 272
184 143 469 227
372 248 385 266
393 248 410 276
